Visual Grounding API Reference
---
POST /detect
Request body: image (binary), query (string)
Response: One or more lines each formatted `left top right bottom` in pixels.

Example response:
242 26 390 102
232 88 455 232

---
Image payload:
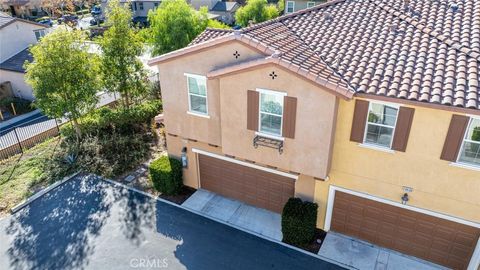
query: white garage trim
324 185 480 270
192 148 298 180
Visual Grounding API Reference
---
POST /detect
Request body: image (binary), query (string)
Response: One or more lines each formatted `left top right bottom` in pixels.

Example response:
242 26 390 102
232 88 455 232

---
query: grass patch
0 137 64 217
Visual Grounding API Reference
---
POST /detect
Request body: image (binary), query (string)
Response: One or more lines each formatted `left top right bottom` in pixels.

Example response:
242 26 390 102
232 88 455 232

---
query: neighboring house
209 1 239 25
0 12 47 100
285 0 327 13
149 0 480 269
0 0 44 18
101 0 238 25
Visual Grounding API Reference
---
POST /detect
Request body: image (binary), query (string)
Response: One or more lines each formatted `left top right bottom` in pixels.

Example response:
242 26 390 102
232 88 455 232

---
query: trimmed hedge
281 198 318 247
149 156 183 195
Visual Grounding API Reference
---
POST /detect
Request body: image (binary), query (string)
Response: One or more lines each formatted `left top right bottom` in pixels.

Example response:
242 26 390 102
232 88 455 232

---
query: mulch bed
158 185 196 205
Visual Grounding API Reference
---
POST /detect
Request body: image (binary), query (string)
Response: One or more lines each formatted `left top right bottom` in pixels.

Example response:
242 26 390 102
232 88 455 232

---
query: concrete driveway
318 232 446 270
0 175 345 270
182 189 282 241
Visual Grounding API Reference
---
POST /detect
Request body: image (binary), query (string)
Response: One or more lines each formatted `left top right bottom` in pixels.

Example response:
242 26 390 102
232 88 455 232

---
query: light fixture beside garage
401 193 409 205
401 186 413 205
181 147 188 168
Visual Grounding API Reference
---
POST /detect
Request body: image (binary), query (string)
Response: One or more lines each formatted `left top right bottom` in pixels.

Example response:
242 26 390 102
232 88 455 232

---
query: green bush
149 156 183 195
0 97 34 115
61 99 162 138
281 198 318 247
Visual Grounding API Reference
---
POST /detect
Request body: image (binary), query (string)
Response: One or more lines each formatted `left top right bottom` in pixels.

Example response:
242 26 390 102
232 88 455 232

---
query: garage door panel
330 191 479 270
198 154 294 213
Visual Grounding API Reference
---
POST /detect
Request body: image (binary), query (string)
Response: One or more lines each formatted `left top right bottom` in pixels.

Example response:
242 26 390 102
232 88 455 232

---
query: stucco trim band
192 148 299 179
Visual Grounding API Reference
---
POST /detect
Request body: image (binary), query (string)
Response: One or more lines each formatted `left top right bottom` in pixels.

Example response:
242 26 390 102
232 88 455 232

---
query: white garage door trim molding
324 185 480 270
192 148 298 180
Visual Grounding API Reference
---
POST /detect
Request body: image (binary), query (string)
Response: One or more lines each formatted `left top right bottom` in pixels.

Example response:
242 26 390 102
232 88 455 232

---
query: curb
101 178 356 270
10 171 81 214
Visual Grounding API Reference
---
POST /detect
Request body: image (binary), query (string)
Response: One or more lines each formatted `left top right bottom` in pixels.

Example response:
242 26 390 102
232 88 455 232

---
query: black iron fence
0 114 63 160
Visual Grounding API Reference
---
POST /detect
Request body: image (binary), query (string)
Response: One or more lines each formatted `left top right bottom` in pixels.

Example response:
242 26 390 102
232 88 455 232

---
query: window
458 118 480 166
154 2 158 8
133 2 137 10
364 102 399 148
139 2 144 10
307 2 315 8
34 29 46 41
286 1 295 13
186 74 208 115
258 89 284 137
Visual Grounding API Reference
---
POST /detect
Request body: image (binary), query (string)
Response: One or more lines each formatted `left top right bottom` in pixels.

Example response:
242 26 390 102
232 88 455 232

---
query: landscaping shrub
0 97 34 115
60 99 162 138
149 156 183 195
281 198 318 247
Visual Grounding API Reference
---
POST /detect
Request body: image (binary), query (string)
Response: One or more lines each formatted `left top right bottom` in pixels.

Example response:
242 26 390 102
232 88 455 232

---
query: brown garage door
198 154 295 213
331 191 480 270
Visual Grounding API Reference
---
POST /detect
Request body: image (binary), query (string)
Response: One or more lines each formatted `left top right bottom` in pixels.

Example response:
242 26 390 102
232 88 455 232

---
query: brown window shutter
282 96 297 139
440 115 470 162
350 99 370 143
247 90 259 131
392 107 415 152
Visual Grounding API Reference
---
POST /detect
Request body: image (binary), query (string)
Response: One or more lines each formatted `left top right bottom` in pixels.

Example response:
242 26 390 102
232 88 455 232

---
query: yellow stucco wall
314 98 480 229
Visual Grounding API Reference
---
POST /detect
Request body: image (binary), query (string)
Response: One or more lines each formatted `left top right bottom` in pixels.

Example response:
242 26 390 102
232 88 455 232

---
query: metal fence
0 114 63 160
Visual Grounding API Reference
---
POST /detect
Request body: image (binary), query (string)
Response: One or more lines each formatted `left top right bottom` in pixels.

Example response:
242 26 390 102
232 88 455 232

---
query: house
0 0 44 18
285 0 327 13
209 1 239 25
0 12 48 100
149 0 480 269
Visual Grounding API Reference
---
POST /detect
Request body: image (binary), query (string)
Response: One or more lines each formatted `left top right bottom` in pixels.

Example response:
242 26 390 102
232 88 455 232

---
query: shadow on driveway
0 174 345 270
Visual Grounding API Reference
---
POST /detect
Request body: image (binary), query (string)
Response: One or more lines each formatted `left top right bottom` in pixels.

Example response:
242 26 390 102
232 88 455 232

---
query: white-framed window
286 1 295 13
133 2 137 10
457 117 480 167
307 2 315 8
258 89 285 137
154 2 159 8
34 29 46 41
363 102 399 149
185 73 208 116
139 2 144 10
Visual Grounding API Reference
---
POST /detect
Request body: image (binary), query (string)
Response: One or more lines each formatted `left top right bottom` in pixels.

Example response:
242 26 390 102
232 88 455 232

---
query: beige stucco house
149 1 480 269
0 11 47 100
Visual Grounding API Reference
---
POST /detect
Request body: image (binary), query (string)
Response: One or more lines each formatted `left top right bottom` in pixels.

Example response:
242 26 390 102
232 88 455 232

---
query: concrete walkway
182 189 283 241
318 232 447 270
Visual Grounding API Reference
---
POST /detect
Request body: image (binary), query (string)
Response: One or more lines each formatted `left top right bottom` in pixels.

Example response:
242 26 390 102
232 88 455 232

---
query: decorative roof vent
449 2 459 12
323 12 333 22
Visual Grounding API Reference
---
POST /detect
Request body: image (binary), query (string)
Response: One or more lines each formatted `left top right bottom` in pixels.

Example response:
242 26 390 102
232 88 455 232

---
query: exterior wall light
401 193 409 205
181 147 188 168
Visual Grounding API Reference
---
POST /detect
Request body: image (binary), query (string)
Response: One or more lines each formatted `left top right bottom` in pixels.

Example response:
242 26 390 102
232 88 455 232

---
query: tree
147 0 209 55
25 29 100 139
98 0 147 108
235 0 280 27
41 0 74 17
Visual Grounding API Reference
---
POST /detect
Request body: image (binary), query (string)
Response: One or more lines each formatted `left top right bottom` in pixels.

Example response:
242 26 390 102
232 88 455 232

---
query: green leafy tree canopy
25 29 100 138
99 0 147 108
235 0 280 27
147 0 207 55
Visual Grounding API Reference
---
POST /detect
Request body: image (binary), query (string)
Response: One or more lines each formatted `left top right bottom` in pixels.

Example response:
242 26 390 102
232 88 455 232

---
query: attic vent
323 12 333 21
449 2 459 12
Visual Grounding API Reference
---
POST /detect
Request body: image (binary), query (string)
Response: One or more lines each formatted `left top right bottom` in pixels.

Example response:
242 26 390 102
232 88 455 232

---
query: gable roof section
151 0 480 110
211 1 239 12
0 12 47 29
0 48 32 73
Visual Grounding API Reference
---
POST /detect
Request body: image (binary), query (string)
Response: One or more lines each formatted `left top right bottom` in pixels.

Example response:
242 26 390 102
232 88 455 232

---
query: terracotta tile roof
189 0 480 110
189 28 234 45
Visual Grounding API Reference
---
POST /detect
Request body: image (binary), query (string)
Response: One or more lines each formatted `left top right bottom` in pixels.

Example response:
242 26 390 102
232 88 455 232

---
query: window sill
449 162 480 172
187 111 210 119
358 143 395 154
255 132 284 141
